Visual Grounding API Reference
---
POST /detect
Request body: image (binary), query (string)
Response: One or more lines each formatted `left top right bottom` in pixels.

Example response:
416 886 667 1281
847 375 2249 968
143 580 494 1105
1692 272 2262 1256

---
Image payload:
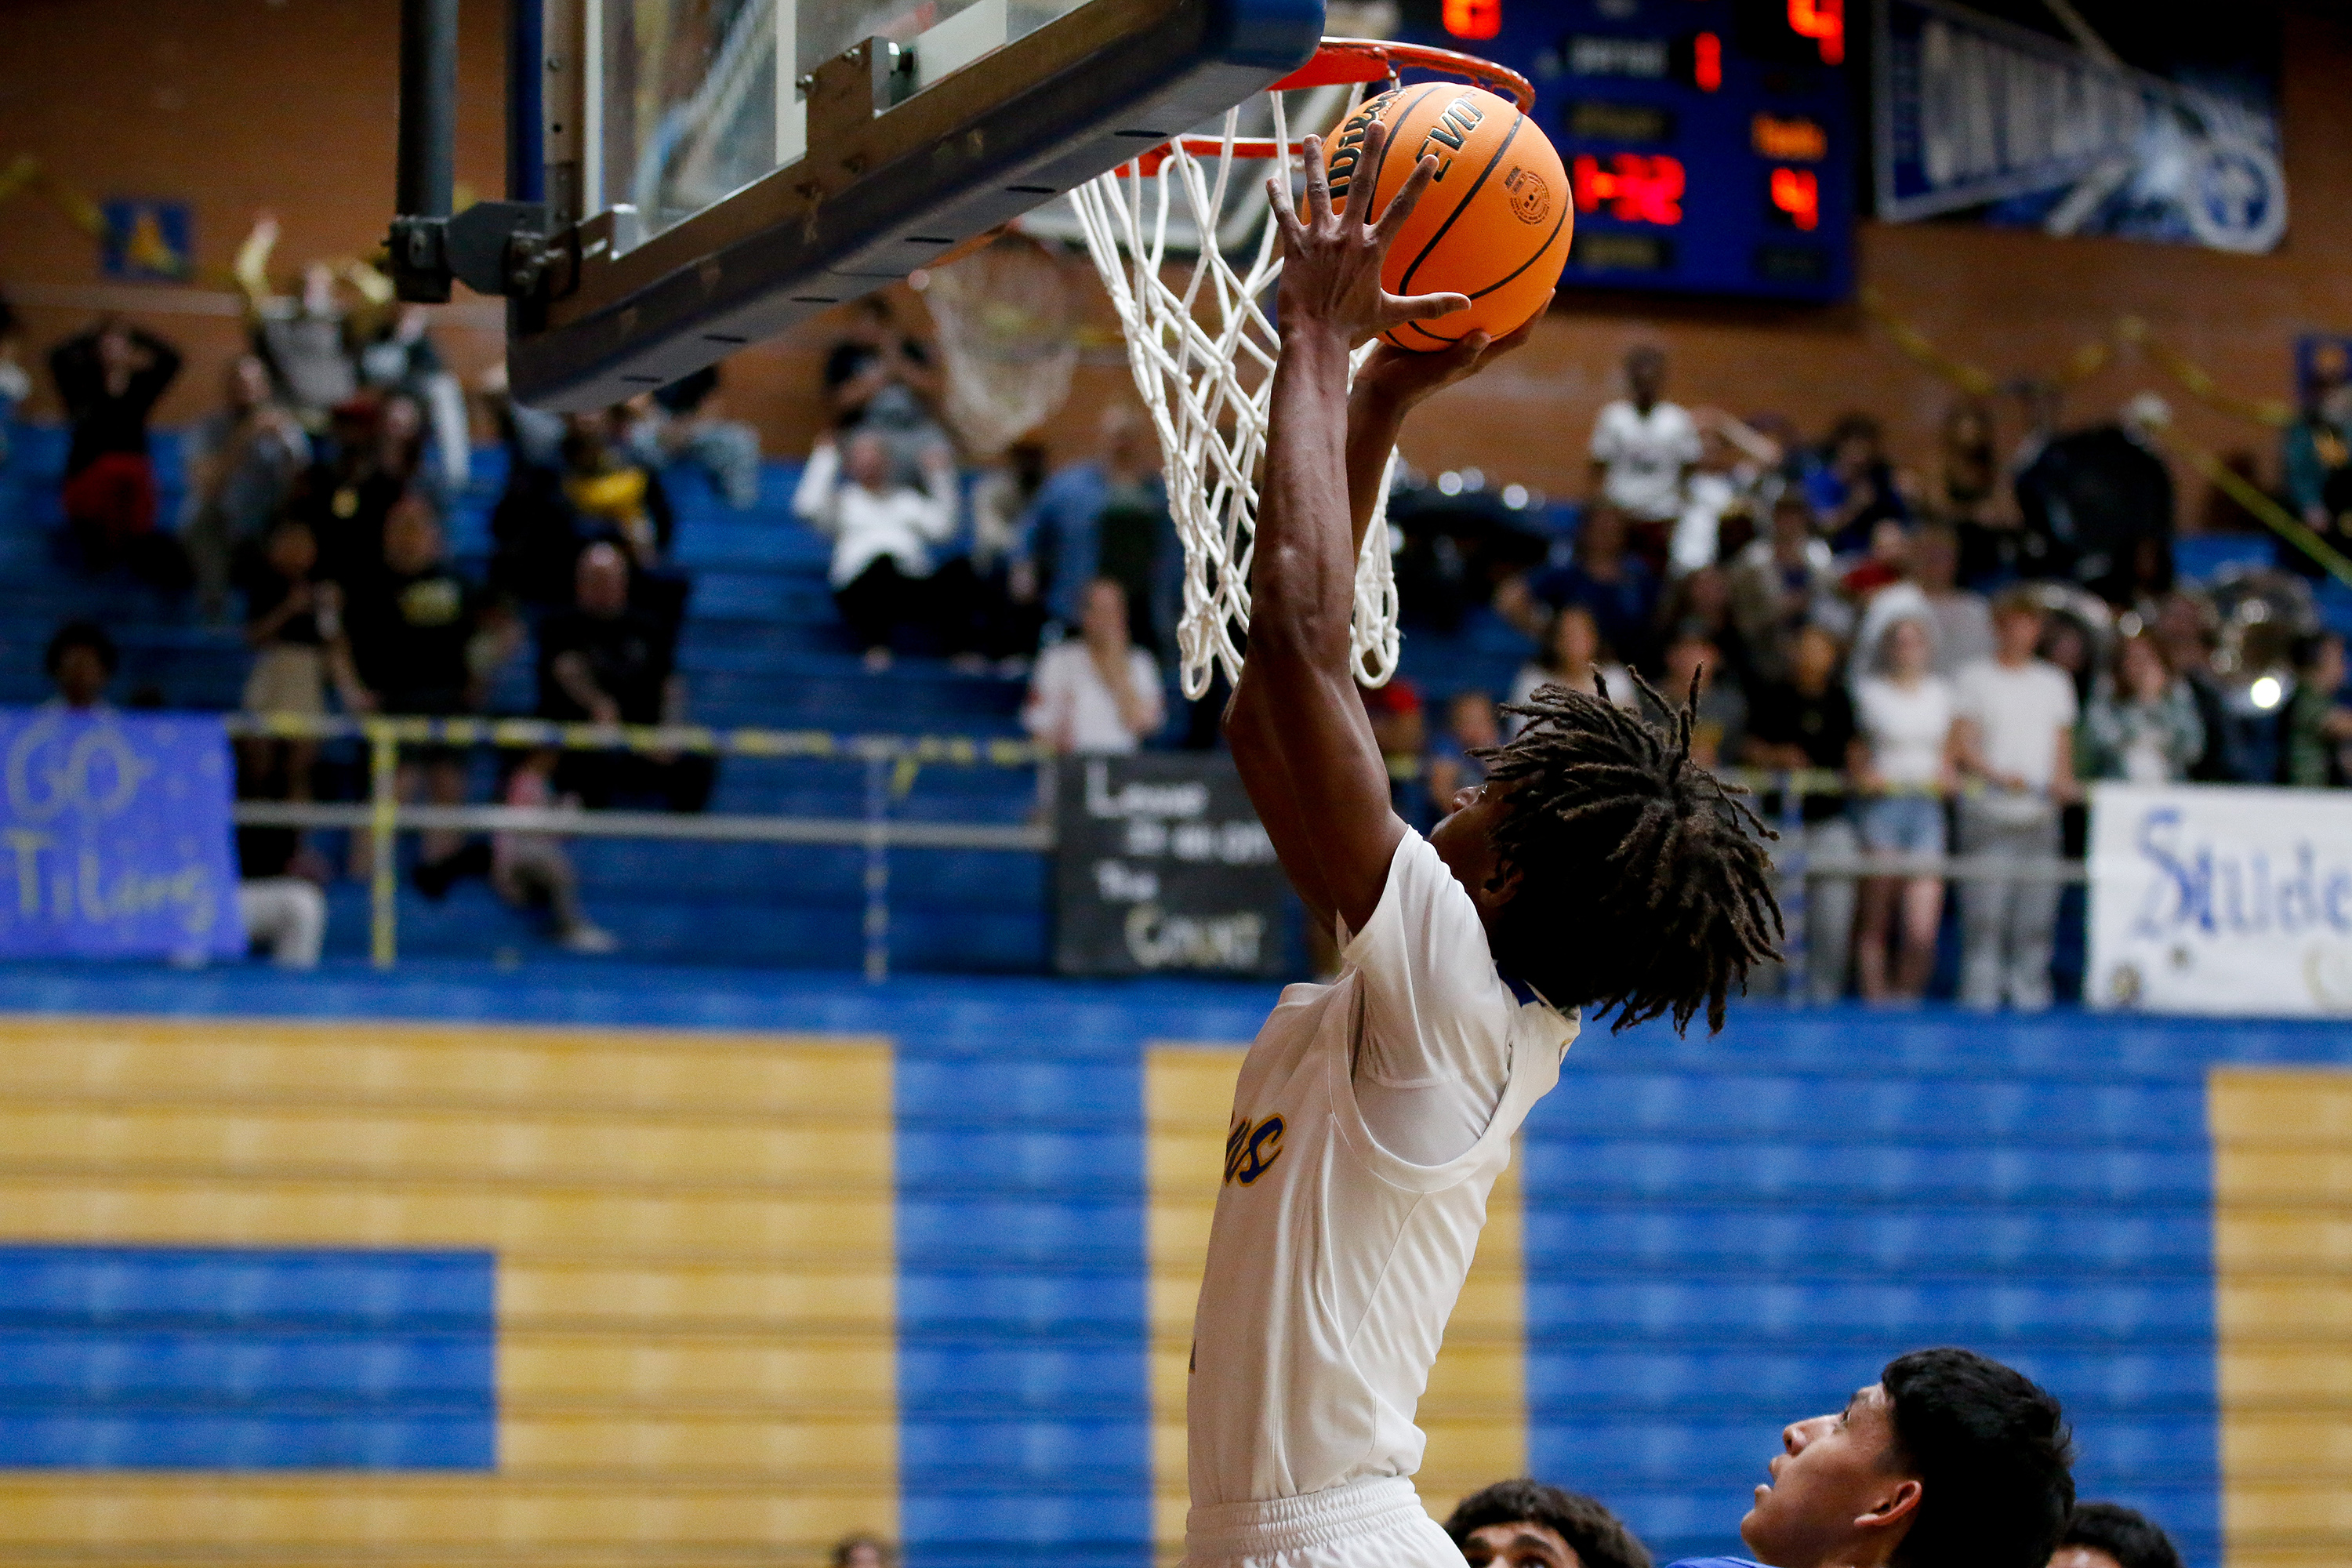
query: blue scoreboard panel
1391 0 1855 302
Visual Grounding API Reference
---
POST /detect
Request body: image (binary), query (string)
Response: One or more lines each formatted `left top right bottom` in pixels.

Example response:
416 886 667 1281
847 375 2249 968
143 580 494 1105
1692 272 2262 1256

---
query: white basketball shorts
1185 1477 1463 1568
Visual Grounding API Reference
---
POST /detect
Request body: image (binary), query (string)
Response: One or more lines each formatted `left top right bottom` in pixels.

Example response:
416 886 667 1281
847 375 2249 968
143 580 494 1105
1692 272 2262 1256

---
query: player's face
2049 1551 2124 1568
1458 1520 1580 1568
1739 1383 1918 1566
1429 781 1515 922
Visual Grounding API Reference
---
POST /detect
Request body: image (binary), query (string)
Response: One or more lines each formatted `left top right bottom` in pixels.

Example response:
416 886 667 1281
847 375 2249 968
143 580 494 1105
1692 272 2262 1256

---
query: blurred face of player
1740 1383 1921 1568
2049 1550 2123 1568
1624 348 1665 407
1459 1521 1580 1568
1430 779 1515 929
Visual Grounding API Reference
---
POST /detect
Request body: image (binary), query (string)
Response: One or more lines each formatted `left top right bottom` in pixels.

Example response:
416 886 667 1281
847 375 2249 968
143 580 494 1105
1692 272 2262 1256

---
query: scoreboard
1390 0 1856 302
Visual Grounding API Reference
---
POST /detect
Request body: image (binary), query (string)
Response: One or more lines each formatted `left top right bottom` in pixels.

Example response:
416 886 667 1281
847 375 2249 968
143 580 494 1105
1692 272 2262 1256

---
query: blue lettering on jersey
1224 1114 1285 1186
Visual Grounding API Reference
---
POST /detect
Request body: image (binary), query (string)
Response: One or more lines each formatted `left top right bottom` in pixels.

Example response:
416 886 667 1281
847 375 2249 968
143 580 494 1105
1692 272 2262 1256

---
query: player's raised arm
1223 122 1467 935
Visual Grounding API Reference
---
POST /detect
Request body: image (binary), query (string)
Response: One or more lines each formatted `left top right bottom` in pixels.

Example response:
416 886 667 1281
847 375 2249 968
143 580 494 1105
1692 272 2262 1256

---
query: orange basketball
1325 83 1571 351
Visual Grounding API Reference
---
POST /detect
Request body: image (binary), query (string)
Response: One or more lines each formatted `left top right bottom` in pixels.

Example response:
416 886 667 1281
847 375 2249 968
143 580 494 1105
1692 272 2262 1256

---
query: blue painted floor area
4 963 2349 1568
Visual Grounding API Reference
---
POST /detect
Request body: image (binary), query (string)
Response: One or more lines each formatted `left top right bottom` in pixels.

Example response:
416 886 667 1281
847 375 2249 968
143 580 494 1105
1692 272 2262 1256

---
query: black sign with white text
1051 753 1290 978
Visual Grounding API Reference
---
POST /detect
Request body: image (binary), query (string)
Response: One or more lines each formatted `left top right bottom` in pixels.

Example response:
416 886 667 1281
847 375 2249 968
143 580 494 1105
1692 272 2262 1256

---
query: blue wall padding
0 1246 495 1469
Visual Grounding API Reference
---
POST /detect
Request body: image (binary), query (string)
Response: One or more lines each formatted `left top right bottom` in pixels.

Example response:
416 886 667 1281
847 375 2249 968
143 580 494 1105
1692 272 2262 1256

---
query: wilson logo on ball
1504 166 1551 224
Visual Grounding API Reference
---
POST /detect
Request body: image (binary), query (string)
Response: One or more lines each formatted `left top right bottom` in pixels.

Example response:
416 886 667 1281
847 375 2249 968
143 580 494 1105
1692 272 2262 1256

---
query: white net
919 234 1080 458
1068 86 1402 701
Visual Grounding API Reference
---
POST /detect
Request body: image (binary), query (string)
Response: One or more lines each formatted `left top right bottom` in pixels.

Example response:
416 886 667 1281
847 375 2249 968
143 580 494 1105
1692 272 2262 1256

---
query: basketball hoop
1067 39 1537 699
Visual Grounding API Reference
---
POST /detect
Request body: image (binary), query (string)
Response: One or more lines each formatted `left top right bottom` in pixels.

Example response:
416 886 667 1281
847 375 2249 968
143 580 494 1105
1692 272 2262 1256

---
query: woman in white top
1504 602 1638 739
1850 614 1958 1004
1022 577 1164 754
793 428 956 670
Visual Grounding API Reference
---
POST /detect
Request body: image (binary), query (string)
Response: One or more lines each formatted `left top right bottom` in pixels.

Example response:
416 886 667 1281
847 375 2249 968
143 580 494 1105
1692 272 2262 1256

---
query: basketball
1325 83 1572 351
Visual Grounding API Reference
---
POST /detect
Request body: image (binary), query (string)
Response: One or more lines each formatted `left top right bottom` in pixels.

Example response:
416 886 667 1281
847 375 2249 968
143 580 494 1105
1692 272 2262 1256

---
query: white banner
2089 782 2352 1016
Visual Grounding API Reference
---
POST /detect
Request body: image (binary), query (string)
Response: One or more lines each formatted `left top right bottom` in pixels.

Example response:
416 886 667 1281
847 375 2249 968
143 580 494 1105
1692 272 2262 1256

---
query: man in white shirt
1951 589 2079 1012
792 429 956 670
1189 125 1783 1568
1589 345 1701 528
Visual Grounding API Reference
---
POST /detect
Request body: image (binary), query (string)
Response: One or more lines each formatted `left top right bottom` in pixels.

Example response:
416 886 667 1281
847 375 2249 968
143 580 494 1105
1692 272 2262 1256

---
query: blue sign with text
0 711 242 960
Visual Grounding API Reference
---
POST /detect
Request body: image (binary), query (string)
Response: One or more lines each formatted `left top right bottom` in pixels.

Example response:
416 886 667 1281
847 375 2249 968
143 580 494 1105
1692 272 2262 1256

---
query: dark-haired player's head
1432 679 1781 1034
2052 1502 2183 1568
1739 1348 2074 1568
1443 1478 1651 1568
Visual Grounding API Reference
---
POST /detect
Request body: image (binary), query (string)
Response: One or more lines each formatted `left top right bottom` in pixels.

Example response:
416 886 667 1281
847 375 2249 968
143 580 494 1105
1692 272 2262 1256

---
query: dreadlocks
1476 673 1783 1033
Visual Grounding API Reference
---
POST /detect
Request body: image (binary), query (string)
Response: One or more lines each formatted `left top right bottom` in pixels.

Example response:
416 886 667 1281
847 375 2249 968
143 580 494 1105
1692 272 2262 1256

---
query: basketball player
1186 121 1782 1568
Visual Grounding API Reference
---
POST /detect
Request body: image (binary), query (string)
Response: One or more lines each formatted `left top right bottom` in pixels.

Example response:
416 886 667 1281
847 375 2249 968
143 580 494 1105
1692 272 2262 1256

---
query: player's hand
1352 292 1549 412
1268 122 1468 348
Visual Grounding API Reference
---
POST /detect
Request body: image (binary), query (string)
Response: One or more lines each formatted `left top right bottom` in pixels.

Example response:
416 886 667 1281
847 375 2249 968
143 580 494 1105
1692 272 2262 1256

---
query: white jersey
1186 831 1576 1532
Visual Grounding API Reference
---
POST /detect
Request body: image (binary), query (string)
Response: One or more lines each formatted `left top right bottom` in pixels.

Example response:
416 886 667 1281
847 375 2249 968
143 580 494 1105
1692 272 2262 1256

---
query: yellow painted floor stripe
2213 1068 2352 1568
0 1018 900 1563
1145 1042 1527 1563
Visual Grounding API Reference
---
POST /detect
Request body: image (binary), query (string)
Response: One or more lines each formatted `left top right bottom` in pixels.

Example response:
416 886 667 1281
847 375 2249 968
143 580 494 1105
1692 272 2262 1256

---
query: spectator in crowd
824 294 948 480
1500 505 1658 672
1671 408 1781 576
794 427 957 670
622 365 763 510
2051 1502 2185 1568
1952 589 2080 1013
2082 633 2204 785
1363 677 1430 827
537 543 714 811
1588 344 1698 569
1940 398 2023 588
237 516 336 799
1425 688 1500 811
1730 492 1843 685
354 302 470 492
45 620 118 712
561 408 675 570
1851 615 1956 1005
1656 563 1751 694
1909 519 1994 676
1014 406 1178 654
2013 394 2176 606
2282 630 2352 787
234 214 366 423
830 1535 895 1568
0 291 30 467
336 495 498 888
285 397 408 594
1661 627 1745 769
1441 1479 1652 1568
2148 590 2241 781
49 315 188 585
1022 577 1163 755
490 748 618 954
955 440 1049 666
1505 603 1638 739
233 741 328 971
1668 1348 2073 1568
1744 621 1862 1004
2285 344 2349 528
183 354 310 619
1804 412 1907 553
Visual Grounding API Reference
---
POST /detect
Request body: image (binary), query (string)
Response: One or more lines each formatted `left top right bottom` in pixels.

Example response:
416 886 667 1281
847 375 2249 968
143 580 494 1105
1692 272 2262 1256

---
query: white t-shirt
1671 468 1744 575
790 441 956 587
1589 399 1701 522
1022 641 1163 753
1855 675 1954 789
1186 831 1575 1513
1955 658 2078 792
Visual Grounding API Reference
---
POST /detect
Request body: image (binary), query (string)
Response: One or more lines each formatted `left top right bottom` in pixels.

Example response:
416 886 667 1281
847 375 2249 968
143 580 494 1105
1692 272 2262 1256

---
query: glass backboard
511 0 1326 408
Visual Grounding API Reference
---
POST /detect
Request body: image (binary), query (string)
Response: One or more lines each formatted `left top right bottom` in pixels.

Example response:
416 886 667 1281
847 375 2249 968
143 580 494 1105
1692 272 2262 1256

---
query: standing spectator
561 408 676 570
955 440 1048 666
1504 604 1638 739
623 365 763 510
1660 628 1746 769
1729 491 1843 684
1500 506 1658 672
2150 590 2242 781
1013 406 1177 654
2281 631 2352 787
234 215 364 423
336 495 493 888
1744 621 1862 1003
1425 689 1500 811
537 543 714 811
1909 519 1994 675
824 295 949 480
183 354 310 619
2053 1501 2186 1568
2013 394 2176 605
490 749 618 953
1850 616 1955 1004
2285 347 2350 529
49 315 187 583
1952 590 2080 1012
1940 398 2024 588
1655 563 1751 694
2082 633 2204 784
285 397 407 595
794 429 957 670
1671 407 1780 575
354 303 470 492
237 517 334 806
1022 578 1163 755
1804 412 1907 552
1588 344 1698 569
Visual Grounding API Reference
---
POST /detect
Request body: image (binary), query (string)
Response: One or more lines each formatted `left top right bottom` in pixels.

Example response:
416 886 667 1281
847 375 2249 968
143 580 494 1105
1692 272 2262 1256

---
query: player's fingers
1266 175 1305 245
1345 118 1389 221
1388 289 1472 323
1483 299 1551 358
1374 154 1443 245
1300 134 1333 224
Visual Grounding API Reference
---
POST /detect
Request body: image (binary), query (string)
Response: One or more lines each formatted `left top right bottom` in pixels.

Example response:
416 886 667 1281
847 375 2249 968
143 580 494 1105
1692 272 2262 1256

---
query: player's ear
1853 1475 1922 1537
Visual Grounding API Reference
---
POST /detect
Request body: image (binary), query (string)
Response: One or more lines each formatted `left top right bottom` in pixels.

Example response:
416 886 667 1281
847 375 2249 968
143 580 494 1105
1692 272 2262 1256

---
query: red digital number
1769 167 1820 230
1573 154 1686 227
1443 0 1501 41
1788 0 1844 66
1693 31 1722 93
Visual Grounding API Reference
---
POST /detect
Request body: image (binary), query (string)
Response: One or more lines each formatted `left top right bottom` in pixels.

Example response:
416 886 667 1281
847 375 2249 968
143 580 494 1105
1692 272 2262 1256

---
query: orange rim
1117 37 1536 176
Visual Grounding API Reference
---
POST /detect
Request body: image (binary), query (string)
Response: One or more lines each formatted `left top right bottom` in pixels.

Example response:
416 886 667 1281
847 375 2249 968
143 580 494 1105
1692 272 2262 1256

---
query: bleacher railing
223 715 2084 988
